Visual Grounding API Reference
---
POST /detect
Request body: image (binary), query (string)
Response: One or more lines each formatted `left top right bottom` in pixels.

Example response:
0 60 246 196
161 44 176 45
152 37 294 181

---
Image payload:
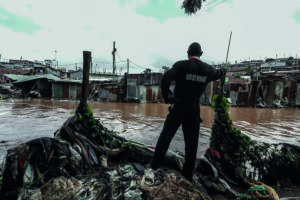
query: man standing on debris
150 42 225 182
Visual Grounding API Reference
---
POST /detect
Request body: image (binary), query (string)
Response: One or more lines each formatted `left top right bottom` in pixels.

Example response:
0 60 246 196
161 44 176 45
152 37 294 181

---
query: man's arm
161 65 178 104
207 65 226 82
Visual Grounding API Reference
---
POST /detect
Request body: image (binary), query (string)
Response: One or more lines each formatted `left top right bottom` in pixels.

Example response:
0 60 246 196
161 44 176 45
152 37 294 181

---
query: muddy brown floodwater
1 99 300 164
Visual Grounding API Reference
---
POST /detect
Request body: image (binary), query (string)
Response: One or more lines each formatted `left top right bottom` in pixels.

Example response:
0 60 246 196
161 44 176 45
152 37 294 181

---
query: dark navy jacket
161 58 223 103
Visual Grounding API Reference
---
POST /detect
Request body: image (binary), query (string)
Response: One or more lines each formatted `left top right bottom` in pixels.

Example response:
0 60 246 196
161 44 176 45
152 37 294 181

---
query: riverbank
1 100 300 199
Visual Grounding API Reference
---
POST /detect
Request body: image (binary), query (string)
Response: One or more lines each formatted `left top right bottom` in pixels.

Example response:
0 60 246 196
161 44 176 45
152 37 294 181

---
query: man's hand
220 67 227 76
165 97 176 104
165 89 174 104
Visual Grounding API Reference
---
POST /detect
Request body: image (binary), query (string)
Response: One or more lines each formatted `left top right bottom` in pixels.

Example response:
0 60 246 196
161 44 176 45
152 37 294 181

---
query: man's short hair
187 42 203 57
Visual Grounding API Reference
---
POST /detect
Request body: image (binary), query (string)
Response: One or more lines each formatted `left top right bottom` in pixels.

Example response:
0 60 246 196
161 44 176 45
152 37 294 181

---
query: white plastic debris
141 168 154 187
69 146 82 167
100 155 107 168
124 189 143 200
23 163 34 186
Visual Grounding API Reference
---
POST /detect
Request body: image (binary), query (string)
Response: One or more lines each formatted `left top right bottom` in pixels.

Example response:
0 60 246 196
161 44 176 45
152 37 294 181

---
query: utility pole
91 61 93 74
256 65 258 80
220 31 232 96
54 50 57 69
225 31 232 78
127 58 130 74
112 41 117 79
225 32 232 64
296 54 298 71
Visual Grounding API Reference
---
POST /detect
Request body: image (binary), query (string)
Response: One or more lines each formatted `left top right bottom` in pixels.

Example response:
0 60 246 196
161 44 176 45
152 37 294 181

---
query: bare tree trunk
77 51 91 112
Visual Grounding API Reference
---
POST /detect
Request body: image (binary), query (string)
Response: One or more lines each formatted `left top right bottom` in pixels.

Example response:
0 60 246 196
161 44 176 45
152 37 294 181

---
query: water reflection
0 100 300 163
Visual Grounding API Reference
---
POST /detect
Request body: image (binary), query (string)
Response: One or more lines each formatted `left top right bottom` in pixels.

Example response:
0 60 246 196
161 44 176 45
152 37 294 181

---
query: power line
59 62 82 66
205 0 227 11
129 60 147 69
116 51 125 62
58 60 126 68
206 0 222 6
194 0 227 15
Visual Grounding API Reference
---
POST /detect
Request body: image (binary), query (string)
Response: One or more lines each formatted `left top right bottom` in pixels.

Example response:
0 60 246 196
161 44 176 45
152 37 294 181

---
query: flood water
1 99 300 163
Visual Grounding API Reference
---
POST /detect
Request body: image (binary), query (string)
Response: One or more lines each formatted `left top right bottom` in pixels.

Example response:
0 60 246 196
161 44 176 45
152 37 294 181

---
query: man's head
187 42 203 58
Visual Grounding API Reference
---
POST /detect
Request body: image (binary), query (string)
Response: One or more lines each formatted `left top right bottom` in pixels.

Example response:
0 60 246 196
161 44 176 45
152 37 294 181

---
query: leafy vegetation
210 95 254 177
143 68 152 74
73 104 139 152
182 0 206 15
244 66 254 75
234 72 241 78
210 94 300 184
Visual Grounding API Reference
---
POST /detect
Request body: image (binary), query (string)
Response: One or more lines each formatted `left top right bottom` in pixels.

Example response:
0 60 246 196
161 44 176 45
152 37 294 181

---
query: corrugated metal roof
50 79 83 84
90 78 113 81
5 74 61 83
0 63 11 68
4 74 28 81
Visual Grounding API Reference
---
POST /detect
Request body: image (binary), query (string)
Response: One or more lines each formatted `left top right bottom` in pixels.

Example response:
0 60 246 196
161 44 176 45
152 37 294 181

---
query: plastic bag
69 146 82 167
167 151 185 169
124 189 143 200
106 170 120 182
247 185 267 195
0 153 7 176
23 163 34 186
141 168 154 186
88 144 98 165
10 157 18 179
120 164 136 177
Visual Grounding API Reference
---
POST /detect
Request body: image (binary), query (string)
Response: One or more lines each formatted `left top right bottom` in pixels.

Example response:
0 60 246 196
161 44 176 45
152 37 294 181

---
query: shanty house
125 73 163 103
5 74 61 97
50 80 83 100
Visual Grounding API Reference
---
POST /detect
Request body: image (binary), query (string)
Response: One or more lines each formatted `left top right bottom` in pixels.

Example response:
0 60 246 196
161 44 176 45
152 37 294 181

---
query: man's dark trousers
151 100 201 181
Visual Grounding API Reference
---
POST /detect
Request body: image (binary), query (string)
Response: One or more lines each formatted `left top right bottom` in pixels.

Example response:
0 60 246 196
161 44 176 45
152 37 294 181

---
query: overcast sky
0 0 300 72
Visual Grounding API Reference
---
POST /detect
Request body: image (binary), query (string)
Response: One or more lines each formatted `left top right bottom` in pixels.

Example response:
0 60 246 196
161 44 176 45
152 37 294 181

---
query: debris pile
0 97 299 199
0 84 22 99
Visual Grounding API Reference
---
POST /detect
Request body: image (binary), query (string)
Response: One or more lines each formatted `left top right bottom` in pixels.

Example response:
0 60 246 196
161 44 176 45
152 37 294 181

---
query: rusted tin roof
5 74 61 83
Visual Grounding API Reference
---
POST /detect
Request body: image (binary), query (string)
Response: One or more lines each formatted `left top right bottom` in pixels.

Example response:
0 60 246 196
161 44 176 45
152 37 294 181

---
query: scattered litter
100 155 107 168
141 168 154 187
23 163 34 186
124 189 143 200
88 144 98 165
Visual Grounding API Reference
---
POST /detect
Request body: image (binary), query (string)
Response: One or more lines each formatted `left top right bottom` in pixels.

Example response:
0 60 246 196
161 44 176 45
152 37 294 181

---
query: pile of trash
256 97 297 108
256 97 269 108
0 136 237 200
0 84 22 99
0 102 289 199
